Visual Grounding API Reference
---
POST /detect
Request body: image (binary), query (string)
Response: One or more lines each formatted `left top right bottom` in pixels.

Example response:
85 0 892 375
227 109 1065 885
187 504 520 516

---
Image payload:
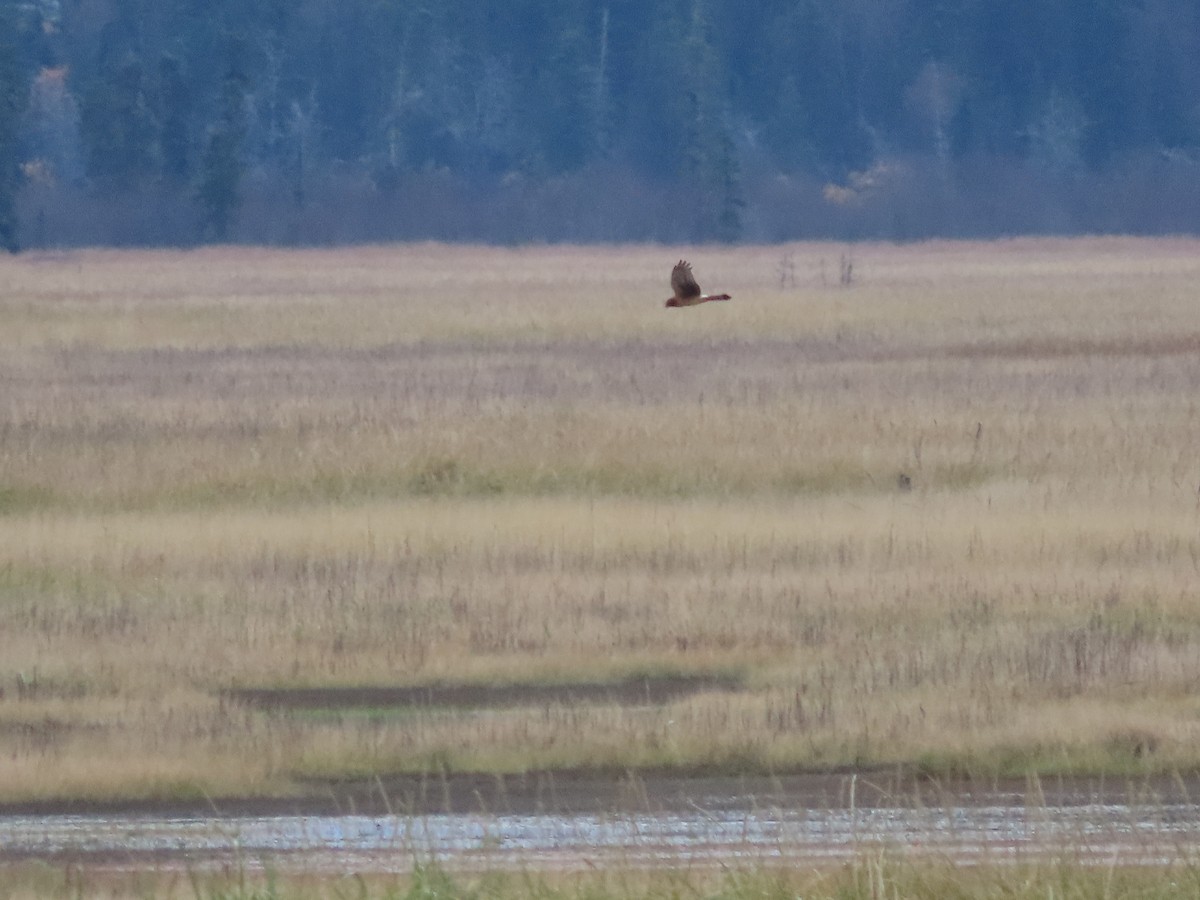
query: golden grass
5 859 1200 900
3 238 1200 802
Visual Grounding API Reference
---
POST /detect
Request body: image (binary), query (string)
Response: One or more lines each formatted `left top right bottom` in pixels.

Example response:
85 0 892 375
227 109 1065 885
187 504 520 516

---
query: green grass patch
914 739 1183 781
0 483 58 514
23 457 998 515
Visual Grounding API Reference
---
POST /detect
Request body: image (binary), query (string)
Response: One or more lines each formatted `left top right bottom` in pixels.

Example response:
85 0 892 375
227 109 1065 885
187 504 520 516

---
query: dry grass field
8 859 1200 900
2 238 1200 804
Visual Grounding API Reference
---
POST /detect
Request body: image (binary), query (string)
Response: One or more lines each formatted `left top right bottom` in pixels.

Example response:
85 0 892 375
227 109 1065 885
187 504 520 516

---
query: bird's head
665 297 679 308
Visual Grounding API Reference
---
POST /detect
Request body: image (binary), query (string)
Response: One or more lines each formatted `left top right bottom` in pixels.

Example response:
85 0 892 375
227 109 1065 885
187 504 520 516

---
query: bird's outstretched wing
671 260 702 301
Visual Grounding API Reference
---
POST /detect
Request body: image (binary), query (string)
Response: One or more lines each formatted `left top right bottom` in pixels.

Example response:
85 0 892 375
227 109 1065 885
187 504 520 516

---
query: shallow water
4 789 1200 872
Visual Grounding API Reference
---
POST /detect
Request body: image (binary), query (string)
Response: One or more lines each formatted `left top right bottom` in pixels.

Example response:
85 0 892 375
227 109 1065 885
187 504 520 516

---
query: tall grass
5 859 1200 900
2 238 1200 802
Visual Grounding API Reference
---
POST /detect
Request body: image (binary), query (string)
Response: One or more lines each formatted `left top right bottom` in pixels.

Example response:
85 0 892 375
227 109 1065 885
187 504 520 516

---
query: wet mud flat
3 773 1200 873
226 672 743 715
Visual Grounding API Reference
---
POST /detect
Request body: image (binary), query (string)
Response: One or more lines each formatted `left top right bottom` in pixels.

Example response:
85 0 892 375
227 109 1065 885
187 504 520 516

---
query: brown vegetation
2 238 1200 804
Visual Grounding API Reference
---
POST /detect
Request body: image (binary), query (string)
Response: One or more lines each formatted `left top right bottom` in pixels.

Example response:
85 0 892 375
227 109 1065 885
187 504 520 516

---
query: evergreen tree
532 3 599 172
156 55 192 183
196 54 248 240
680 0 742 240
79 54 158 187
0 2 30 252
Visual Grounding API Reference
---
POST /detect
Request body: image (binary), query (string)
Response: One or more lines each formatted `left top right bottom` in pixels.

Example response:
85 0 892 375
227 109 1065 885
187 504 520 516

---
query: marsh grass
5 859 1200 900
3 239 1200 802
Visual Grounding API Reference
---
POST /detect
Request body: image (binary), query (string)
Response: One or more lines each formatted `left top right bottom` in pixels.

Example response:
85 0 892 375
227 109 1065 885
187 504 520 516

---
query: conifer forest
2 0 1199 247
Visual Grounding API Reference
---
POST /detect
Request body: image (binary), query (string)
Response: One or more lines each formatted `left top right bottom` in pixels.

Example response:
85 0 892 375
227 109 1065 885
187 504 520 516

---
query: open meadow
2 238 1200 806
7 858 1200 900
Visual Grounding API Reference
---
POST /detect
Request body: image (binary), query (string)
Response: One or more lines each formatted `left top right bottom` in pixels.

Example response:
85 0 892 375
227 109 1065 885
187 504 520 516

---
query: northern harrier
665 260 732 308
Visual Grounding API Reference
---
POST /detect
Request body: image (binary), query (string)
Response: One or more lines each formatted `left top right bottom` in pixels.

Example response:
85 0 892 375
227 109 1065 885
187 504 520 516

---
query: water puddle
3 789 1200 872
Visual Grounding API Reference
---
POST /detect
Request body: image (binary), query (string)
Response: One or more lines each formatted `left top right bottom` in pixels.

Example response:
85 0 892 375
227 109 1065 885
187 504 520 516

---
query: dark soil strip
6 771 1200 822
226 673 742 713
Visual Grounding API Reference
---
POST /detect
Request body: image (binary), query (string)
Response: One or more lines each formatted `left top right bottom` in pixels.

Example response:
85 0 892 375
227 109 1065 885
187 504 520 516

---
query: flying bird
665 260 732 308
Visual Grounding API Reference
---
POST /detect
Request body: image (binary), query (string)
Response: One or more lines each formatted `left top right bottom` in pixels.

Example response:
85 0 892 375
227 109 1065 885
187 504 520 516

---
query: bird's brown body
665 259 731 308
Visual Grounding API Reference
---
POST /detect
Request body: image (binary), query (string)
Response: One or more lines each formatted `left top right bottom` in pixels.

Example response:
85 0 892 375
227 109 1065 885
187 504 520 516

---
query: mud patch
227 672 742 714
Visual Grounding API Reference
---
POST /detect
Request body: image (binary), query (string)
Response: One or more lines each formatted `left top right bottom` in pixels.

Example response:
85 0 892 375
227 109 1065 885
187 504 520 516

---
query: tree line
2 0 1199 249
